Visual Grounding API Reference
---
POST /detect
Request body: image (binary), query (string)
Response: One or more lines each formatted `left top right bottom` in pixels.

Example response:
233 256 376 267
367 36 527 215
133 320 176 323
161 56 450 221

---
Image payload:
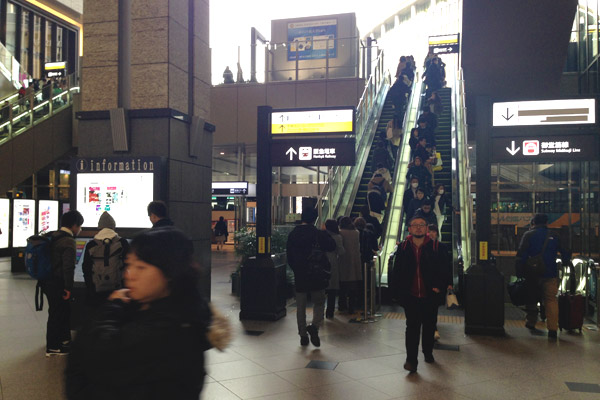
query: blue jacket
516 226 570 278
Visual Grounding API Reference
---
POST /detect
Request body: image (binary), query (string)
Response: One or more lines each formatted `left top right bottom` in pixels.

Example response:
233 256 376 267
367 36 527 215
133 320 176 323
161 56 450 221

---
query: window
6 2 17 56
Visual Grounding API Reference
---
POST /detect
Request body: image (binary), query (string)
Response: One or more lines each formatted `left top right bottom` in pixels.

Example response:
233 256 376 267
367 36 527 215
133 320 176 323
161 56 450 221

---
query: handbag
507 278 527 306
433 152 443 172
446 288 459 309
526 232 550 277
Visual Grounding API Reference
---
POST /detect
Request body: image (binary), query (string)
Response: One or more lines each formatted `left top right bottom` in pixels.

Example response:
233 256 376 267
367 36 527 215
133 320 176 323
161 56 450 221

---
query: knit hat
98 211 116 230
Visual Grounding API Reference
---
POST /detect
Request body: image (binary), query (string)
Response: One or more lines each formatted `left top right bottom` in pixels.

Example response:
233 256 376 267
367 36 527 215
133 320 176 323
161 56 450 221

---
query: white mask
438 189 444 194
411 182 419 189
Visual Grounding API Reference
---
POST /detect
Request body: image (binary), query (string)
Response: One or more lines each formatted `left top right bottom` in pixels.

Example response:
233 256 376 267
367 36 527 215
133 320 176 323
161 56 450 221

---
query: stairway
350 94 397 218
432 87 452 245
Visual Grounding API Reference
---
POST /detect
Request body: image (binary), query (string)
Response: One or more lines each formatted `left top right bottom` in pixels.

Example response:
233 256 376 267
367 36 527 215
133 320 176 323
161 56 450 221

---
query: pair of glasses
410 223 427 228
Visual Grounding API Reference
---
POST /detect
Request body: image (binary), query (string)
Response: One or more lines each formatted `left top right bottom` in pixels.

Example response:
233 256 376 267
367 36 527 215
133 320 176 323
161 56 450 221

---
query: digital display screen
0 199 9 249
12 199 36 247
38 200 59 234
77 173 154 228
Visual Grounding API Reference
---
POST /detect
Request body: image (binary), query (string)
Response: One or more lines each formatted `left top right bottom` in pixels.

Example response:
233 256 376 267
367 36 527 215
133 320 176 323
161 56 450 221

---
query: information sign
428 34 460 55
212 182 249 196
271 138 355 166
287 19 337 61
12 199 35 247
38 200 59 234
493 99 596 127
0 199 9 249
271 108 354 135
490 135 598 162
45 61 67 78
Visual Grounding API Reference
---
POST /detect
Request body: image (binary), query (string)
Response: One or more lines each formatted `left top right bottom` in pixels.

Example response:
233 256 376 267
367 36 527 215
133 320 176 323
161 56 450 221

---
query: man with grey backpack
82 212 129 307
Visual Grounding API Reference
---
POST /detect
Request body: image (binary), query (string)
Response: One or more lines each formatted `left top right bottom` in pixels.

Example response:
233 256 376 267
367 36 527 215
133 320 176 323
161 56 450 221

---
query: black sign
45 61 67 79
271 138 356 166
490 135 598 162
73 157 161 173
428 34 460 55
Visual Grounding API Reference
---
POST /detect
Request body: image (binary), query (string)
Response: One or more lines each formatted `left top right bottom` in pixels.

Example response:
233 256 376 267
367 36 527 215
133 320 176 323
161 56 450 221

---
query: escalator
350 94 396 218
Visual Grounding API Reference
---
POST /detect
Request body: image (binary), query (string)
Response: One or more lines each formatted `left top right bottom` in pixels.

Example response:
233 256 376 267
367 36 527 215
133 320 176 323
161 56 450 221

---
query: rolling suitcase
558 264 584 332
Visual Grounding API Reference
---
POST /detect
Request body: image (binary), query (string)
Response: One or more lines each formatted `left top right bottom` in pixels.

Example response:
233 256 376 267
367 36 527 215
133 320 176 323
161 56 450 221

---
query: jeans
295 290 326 336
403 295 437 364
526 277 559 331
41 280 71 349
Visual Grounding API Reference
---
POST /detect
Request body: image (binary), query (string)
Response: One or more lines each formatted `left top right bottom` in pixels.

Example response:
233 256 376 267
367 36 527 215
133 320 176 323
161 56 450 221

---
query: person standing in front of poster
42 210 84 356
82 212 130 307
147 201 174 229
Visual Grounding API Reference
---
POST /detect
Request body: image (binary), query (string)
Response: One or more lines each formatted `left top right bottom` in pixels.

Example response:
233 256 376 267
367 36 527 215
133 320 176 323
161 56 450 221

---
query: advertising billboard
12 199 35 247
38 200 59 234
0 199 9 249
287 19 337 61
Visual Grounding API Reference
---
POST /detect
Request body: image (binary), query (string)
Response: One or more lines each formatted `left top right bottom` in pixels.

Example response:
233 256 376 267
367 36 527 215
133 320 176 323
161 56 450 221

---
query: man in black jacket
287 208 336 347
390 216 447 373
43 210 84 356
147 201 175 229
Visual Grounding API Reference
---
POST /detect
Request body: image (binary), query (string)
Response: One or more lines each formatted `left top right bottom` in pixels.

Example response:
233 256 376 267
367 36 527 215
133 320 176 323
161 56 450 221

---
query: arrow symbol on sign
502 108 514 121
286 147 297 160
280 125 285 132
506 141 520 156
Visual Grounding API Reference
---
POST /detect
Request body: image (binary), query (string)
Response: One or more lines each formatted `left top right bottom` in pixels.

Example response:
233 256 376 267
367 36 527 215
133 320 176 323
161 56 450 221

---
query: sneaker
46 348 69 357
403 361 417 373
424 354 435 363
548 330 558 339
434 331 440 341
525 322 537 330
300 336 309 346
306 324 321 347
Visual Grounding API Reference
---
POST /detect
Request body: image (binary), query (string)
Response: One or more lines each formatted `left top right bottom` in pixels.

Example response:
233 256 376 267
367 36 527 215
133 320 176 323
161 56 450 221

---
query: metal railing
0 73 79 146
317 52 390 225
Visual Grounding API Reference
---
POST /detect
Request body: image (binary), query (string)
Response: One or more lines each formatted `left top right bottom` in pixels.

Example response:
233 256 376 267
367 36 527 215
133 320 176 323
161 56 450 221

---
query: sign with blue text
287 19 337 61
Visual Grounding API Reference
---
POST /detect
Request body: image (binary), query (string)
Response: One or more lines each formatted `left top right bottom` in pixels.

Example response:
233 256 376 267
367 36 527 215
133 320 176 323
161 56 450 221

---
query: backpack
306 234 331 290
88 237 126 293
25 231 68 311
526 231 550 277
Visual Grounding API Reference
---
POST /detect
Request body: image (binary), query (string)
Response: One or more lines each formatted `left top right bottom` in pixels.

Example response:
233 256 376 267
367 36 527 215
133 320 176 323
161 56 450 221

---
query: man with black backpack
82 212 130 307
286 208 336 347
41 210 84 356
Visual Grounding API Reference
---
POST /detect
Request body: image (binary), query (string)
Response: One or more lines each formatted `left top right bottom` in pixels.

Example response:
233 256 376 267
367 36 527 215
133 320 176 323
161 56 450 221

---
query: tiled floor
1 247 600 399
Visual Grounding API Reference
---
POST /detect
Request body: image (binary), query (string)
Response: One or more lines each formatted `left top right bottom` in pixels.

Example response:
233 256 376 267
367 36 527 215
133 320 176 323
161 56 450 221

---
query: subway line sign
493 99 596 127
271 108 354 135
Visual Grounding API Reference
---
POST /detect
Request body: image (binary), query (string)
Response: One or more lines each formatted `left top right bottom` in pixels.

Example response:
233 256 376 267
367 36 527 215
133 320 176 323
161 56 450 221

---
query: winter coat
65 296 212 400
413 208 437 227
213 220 228 237
286 224 336 292
338 228 362 282
406 197 425 221
50 229 76 290
389 236 447 306
358 228 379 264
403 187 417 211
152 218 175 229
326 232 345 290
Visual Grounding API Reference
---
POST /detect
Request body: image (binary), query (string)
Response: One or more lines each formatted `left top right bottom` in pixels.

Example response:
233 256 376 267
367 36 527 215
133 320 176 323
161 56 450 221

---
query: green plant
232 227 288 276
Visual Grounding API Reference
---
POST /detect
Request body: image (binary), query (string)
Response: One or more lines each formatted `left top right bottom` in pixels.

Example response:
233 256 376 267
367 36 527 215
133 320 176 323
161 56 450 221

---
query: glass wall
569 1 600 93
6 2 17 55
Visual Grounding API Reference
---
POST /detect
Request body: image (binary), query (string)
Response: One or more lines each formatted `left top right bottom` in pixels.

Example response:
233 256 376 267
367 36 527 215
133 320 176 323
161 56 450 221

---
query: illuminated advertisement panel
38 200 59 234
0 199 9 249
13 200 36 247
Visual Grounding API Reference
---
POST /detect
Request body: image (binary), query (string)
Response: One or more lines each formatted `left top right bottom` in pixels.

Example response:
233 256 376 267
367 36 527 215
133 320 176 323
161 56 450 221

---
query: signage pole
256 106 273 259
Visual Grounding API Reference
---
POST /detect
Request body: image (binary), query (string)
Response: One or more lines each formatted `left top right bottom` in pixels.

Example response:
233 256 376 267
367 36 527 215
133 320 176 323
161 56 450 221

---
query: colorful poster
0 199 9 249
12 199 36 247
77 173 154 228
287 19 337 61
38 200 59 234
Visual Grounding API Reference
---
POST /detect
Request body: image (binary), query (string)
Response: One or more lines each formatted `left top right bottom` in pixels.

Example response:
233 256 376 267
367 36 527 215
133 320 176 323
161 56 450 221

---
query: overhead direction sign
271 138 355 166
493 99 596 127
490 135 598 162
212 182 248 196
428 34 459 55
271 108 354 135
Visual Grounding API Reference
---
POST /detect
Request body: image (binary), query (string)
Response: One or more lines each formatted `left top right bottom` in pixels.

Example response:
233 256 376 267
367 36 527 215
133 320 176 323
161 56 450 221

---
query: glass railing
378 76 425 285
453 68 473 271
0 41 28 91
318 52 390 225
0 74 79 146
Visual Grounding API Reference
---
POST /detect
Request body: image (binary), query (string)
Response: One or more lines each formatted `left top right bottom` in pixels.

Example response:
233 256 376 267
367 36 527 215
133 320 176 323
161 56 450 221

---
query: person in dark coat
66 228 212 400
147 201 175 229
515 214 571 339
359 205 382 239
390 216 447 373
42 210 84 356
423 57 443 97
213 216 228 251
427 224 453 341
414 200 437 228
403 177 420 212
372 140 394 172
406 188 426 222
418 110 438 132
409 128 420 159
413 137 433 167
287 208 336 346
406 157 432 194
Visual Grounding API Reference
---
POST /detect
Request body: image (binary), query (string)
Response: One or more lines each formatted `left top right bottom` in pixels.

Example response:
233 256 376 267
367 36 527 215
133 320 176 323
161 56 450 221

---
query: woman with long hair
324 219 345 318
337 217 362 314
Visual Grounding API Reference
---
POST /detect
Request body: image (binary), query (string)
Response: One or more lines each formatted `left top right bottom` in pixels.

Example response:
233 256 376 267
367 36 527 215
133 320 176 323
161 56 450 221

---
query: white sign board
0 199 9 249
493 99 596 127
38 200 59 234
12 199 35 247
271 108 353 134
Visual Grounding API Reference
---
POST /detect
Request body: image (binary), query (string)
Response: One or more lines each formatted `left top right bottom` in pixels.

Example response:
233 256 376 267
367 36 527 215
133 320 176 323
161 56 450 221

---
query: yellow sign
258 237 265 254
271 109 354 135
428 34 459 46
479 241 488 261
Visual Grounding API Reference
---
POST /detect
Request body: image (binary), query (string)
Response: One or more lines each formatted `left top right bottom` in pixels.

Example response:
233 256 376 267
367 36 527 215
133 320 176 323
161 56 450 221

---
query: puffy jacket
50 229 76 290
66 296 211 400
287 224 336 292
